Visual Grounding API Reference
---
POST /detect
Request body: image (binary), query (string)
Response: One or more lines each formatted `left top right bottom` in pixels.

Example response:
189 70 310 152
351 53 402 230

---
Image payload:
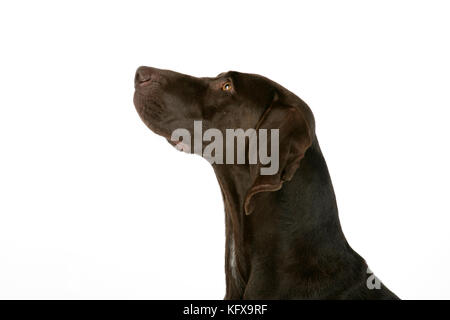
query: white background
0 1 449 299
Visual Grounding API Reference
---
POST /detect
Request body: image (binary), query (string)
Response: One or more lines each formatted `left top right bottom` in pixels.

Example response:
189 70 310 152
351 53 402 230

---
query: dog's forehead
216 71 238 78
215 71 268 84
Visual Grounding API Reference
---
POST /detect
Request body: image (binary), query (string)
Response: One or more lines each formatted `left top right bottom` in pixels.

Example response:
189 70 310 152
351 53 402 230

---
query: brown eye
222 82 232 91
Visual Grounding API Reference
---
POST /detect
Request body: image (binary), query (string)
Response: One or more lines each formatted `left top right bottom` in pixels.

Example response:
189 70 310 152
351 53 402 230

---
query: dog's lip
137 79 152 87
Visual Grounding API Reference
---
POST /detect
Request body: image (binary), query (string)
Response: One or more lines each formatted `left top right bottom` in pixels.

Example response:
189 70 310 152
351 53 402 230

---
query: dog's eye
222 82 232 91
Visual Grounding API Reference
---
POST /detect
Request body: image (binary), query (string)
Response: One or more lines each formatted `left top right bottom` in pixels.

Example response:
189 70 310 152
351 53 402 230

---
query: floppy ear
244 101 313 215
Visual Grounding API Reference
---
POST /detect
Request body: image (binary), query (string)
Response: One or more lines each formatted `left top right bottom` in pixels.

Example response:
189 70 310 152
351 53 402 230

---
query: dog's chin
134 107 191 154
134 99 168 137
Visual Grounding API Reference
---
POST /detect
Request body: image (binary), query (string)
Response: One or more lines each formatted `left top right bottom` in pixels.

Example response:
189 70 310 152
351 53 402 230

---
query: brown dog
133 66 399 299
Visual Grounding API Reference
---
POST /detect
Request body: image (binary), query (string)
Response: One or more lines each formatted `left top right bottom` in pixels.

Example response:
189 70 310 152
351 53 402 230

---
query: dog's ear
244 98 313 215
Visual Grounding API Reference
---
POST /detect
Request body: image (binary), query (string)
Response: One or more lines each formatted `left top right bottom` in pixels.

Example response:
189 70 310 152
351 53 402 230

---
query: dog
133 66 399 299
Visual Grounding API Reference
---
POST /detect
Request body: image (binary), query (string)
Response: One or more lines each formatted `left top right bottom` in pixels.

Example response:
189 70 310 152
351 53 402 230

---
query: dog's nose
135 66 152 84
135 66 163 86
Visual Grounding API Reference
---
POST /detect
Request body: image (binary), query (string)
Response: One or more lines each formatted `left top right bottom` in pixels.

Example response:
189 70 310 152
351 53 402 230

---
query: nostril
135 66 162 87
137 70 151 83
135 66 153 85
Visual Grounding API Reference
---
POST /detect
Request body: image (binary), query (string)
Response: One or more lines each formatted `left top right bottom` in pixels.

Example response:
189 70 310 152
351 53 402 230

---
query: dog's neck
213 138 362 299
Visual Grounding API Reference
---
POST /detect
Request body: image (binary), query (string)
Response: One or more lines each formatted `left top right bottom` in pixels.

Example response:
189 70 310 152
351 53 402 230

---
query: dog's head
133 66 315 214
